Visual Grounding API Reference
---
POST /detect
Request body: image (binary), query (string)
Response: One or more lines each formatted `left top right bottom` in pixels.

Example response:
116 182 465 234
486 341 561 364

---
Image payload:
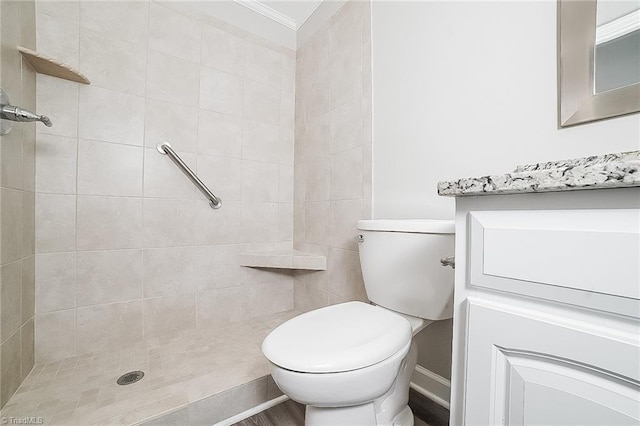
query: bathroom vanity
439 152 640 426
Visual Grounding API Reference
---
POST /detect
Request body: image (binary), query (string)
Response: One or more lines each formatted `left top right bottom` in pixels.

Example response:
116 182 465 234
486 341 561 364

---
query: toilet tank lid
357 219 454 234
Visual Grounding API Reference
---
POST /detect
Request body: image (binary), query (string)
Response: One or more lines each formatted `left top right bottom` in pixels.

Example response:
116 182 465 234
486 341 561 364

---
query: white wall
372 1 640 220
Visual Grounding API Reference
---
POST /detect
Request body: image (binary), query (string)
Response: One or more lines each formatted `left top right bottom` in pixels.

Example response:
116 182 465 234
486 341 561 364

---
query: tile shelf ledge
18 46 90 84
240 250 327 271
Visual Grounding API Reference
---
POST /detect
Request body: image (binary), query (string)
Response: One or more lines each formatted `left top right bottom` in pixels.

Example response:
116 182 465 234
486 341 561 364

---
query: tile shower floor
1 310 302 425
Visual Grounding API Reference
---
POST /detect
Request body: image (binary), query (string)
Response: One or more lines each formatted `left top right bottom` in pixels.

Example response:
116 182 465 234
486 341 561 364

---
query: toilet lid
261 302 412 373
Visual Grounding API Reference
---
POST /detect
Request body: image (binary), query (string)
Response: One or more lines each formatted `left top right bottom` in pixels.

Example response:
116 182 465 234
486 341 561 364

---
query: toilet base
306 404 377 425
303 342 418 426
305 403 414 426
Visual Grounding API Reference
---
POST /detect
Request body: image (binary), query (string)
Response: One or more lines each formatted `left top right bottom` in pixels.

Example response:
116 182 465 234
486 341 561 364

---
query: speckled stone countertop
438 150 640 197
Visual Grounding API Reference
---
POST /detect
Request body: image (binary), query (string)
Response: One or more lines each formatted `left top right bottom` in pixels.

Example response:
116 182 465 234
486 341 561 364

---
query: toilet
261 219 455 425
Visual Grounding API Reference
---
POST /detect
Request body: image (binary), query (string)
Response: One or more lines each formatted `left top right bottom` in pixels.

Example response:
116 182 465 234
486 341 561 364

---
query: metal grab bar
157 142 222 209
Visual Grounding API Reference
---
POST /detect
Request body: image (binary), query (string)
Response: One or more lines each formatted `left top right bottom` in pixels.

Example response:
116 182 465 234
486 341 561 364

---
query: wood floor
232 390 448 426
233 399 304 426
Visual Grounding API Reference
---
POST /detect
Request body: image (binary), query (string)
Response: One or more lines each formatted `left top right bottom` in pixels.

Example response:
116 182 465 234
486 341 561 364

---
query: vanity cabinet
448 187 640 426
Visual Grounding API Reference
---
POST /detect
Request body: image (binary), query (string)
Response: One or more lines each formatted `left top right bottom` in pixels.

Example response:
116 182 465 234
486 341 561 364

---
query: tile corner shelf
18 46 90 84
240 250 327 271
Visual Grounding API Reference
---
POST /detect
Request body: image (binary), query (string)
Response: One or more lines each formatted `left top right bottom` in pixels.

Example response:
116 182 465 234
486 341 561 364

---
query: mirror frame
558 0 640 127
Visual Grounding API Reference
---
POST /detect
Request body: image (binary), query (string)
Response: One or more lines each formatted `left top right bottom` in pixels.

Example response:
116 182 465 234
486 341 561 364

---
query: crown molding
596 9 640 45
233 0 298 30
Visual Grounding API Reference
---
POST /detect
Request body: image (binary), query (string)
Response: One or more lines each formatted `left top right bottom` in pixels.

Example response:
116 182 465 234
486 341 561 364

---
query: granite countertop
438 150 640 197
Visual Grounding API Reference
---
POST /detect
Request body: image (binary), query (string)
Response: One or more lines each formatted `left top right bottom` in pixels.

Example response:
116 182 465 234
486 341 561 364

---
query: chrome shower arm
1 104 52 127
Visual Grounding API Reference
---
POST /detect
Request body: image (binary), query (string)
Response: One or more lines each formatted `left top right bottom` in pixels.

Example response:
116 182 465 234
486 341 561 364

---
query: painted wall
0 0 36 407
372 1 640 381
33 0 295 363
372 1 640 221
293 1 372 309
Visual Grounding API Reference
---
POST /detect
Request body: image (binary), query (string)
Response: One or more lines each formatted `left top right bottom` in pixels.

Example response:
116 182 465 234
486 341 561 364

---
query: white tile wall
294 1 372 308
34 0 296 363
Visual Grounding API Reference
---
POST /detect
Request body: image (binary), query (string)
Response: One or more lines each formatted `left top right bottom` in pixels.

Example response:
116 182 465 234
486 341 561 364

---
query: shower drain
117 371 144 385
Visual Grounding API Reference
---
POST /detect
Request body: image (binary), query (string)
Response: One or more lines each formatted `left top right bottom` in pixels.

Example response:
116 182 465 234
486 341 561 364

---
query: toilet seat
262 302 412 373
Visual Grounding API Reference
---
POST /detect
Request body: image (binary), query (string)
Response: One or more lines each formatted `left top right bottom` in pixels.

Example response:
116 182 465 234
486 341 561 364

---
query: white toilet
261 219 455 425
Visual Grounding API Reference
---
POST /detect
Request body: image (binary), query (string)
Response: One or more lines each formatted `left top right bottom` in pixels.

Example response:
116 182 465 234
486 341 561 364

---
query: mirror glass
594 1 640 93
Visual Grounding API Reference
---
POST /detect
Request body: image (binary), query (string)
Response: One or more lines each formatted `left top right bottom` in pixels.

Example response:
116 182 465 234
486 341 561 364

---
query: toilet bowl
261 219 455 425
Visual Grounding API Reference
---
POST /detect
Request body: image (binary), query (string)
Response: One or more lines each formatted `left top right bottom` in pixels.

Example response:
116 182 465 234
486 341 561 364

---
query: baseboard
213 395 289 426
410 365 451 409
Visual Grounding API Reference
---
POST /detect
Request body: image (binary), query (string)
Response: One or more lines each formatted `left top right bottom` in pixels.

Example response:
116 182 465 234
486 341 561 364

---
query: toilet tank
357 220 455 320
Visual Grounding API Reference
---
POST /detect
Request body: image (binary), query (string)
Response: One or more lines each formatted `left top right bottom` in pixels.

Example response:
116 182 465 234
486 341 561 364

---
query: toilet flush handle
440 256 455 269
357 234 364 243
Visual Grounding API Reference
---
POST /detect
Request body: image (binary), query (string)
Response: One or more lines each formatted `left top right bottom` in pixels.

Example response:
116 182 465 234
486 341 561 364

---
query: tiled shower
0 0 372 421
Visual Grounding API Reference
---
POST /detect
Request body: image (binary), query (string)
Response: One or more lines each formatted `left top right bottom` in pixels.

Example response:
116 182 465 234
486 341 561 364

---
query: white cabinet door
464 299 640 426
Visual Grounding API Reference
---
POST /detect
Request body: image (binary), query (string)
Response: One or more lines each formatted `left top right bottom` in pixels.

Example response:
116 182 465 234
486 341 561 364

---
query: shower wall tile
201 25 245 75
144 148 198 199
281 56 296 93
280 90 295 129
35 134 77 194
199 67 244 116
279 127 294 165
34 0 296 363
35 193 76 253
196 155 242 202
76 196 143 250
1 128 24 190
146 50 200 107
142 199 196 248
328 247 367 302
242 120 280 163
330 146 364 200
143 247 202 297
330 199 365 251
1 188 23 264
76 301 143 354
35 252 76 313
78 86 145 146
198 245 242 290
1 330 22 406
197 110 243 158
240 203 279 243
242 161 279 203
145 99 198 153
21 256 36 323
303 158 330 201
143 294 196 339
330 97 363 154
76 249 143 307
278 165 294 203
35 75 78 138
22 127 37 192
192 200 243 245
79 27 147 96
304 201 331 247
1 261 22 341
149 3 201 63
35 309 76 363
278 203 294 242
244 43 282 88
1 0 36 403
294 1 371 311
243 80 280 125
36 6 79 68
80 1 148 44
21 318 35 380
197 286 246 326
77 139 143 196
